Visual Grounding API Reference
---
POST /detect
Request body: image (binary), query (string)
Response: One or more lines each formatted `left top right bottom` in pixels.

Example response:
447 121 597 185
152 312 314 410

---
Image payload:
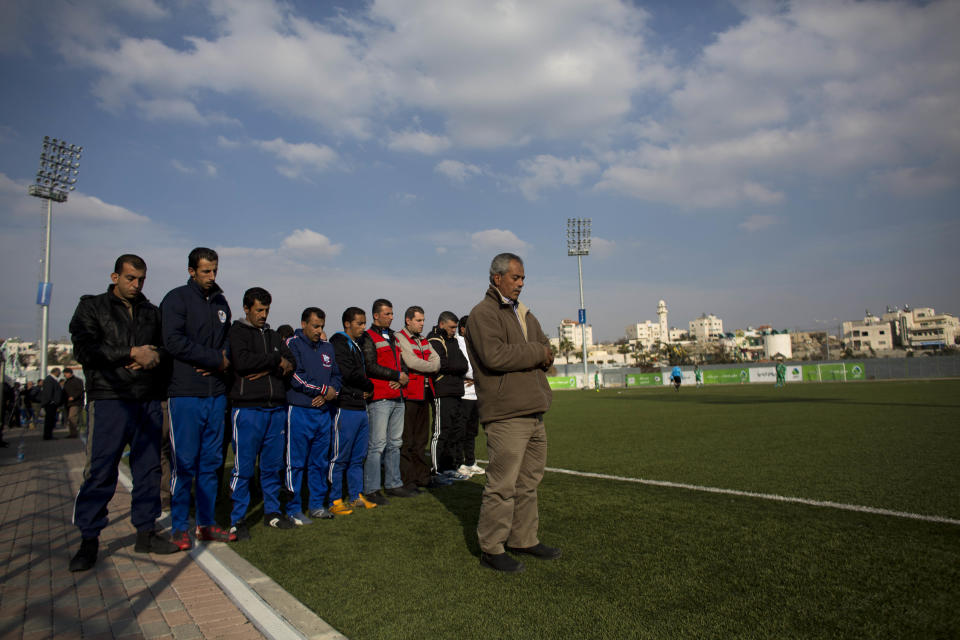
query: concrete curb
117 467 347 640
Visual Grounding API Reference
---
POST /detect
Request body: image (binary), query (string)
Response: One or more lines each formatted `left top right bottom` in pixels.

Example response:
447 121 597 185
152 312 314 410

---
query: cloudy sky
1 0 957 343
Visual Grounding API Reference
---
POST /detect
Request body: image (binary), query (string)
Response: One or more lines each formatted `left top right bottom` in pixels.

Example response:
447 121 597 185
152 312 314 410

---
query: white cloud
517 154 599 200
388 130 452 154
0 173 149 223
590 237 616 259
470 229 528 253
435 159 483 183
252 138 339 179
171 160 194 174
202 161 218 177
280 228 343 258
870 166 956 197
739 214 782 232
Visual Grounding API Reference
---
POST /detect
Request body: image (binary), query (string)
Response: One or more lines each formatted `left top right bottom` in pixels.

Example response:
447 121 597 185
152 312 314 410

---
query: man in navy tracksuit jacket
329 307 377 512
285 307 342 524
228 287 296 539
161 247 232 548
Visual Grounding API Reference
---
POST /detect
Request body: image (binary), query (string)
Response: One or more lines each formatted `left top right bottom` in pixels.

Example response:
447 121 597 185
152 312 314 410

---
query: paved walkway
0 424 343 640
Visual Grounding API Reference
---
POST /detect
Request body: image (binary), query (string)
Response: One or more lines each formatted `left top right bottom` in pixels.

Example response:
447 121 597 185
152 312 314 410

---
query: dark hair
188 247 219 270
63 367 73 375
277 324 295 339
302 307 325 322
458 314 469 331
114 254 146 274
405 305 425 321
50 367 61 376
437 311 458 325
243 287 272 309
372 298 392 315
342 306 366 326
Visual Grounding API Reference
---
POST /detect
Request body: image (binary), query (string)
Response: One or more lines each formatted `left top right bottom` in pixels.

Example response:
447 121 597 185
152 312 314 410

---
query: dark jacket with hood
427 327 468 398
69 285 168 401
161 278 231 398
329 332 374 411
228 319 292 408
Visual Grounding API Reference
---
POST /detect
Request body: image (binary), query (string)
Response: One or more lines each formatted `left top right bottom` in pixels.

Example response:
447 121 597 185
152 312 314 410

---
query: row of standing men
68 247 559 574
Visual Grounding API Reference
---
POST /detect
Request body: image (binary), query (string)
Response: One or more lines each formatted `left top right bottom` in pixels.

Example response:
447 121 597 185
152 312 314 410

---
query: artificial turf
224 380 960 639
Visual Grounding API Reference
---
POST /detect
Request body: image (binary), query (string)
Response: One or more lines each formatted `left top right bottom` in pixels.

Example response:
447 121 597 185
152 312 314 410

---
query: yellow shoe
351 494 378 510
329 499 353 516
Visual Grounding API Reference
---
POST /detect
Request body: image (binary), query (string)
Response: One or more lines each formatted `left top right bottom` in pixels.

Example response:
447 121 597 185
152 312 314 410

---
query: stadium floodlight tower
566 218 591 388
28 136 83 378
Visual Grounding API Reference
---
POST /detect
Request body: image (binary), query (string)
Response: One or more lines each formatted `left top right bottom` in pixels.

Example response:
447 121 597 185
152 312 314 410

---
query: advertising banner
750 366 777 383
548 376 578 390
787 365 803 382
660 369 698 386
703 368 749 385
626 373 662 387
845 362 865 380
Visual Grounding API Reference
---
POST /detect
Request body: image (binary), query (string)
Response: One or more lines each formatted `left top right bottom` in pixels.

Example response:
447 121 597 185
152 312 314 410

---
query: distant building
689 313 723 342
558 319 593 348
842 306 958 352
625 299 671 347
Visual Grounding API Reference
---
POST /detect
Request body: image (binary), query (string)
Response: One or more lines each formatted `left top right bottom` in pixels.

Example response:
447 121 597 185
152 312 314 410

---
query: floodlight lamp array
566 217 591 256
30 135 82 202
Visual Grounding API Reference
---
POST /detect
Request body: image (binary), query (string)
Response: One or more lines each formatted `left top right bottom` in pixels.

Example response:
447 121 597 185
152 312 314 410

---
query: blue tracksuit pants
230 406 286 525
328 408 369 502
73 399 163 538
169 395 226 532
285 405 332 513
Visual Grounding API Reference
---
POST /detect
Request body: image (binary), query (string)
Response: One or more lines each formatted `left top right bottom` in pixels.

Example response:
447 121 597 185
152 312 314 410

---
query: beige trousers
477 415 547 554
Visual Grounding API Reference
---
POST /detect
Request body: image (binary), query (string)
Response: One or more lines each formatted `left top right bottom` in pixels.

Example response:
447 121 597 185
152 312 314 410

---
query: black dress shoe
506 542 562 559
134 530 180 554
69 537 99 572
480 552 525 573
365 490 390 506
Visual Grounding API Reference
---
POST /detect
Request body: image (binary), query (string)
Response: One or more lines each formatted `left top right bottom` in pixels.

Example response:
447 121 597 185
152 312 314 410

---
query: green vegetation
225 381 960 639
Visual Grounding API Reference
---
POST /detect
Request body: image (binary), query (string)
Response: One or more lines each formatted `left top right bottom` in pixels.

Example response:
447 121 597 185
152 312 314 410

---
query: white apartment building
689 313 724 342
842 313 893 352
900 307 958 348
558 319 593 348
625 320 661 347
844 306 957 352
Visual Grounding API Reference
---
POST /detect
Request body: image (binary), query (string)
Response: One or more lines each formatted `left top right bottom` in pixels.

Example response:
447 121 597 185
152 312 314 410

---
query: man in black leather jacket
67 254 179 572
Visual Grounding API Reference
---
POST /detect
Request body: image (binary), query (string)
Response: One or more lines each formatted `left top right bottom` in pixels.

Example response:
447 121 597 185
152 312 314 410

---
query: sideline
116 468 346 640
541 465 960 526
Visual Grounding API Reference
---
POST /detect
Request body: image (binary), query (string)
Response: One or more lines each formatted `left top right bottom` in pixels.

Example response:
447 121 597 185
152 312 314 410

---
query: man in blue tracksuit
228 287 296 539
671 365 682 391
161 247 232 549
329 307 377 513
285 307 342 524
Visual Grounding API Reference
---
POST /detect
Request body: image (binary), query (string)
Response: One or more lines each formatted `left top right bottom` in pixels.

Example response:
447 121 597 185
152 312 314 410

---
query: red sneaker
171 530 192 551
195 525 234 542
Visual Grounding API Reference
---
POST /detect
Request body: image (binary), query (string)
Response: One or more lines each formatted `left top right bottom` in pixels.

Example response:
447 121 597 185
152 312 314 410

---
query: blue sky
1 0 957 343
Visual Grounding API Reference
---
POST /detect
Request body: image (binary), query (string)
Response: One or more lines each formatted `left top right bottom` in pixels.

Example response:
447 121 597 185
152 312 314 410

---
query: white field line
480 461 960 527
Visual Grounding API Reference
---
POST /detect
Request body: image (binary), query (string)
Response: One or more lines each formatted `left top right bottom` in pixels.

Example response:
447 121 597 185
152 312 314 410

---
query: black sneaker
264 513 294 529
230 521 251 541
135 530 180 555
480 552 524 573
506 542 562 560
69 537 99 572
385 486 419 498
365 490 390 506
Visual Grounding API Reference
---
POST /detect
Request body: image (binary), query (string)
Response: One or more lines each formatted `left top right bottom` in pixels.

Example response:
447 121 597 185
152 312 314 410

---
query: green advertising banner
703 368 749 385
548 376 578 390
845 362 865 380
801 363 865 381
626 373 661 386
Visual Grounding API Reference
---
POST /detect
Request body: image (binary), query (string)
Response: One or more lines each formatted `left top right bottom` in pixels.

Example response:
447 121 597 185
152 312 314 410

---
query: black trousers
432 396 466 472
460 398 479 466
43 403 58 439
400 399 432 487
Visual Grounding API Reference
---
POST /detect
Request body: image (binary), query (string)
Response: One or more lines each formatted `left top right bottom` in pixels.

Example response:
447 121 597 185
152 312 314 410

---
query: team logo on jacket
218 310 227 323
322 353 332 367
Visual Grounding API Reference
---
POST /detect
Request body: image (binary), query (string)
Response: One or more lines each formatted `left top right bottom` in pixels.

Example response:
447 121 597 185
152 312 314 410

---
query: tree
559 338 575 361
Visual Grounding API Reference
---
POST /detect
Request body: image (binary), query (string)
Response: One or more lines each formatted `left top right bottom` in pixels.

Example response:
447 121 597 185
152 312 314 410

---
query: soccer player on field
776 361 787 388
671 365 683 391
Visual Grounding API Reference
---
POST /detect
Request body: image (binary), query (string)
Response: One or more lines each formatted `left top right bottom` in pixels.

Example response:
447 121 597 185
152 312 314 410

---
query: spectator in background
40 368 62 440
427 311 470 480
63 368 84 438
456 316 484 477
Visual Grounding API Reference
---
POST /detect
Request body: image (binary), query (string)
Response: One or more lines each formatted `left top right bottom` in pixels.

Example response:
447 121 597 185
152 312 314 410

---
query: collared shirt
498 292 523 328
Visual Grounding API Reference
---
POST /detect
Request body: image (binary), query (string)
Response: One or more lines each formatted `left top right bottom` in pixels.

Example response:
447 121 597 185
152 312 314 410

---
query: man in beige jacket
465 253 560 573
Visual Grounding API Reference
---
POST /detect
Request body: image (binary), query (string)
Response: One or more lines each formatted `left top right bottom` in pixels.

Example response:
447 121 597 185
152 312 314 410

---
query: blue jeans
364 398 404 492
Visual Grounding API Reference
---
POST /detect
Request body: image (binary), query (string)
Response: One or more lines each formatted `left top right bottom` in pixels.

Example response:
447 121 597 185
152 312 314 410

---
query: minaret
657 299 668 343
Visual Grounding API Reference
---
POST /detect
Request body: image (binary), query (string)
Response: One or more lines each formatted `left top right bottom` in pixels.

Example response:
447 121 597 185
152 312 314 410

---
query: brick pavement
0 425 266 640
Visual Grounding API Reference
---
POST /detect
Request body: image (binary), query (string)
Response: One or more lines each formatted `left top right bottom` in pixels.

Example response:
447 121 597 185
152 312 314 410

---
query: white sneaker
457 465 474 478
468 464 485 475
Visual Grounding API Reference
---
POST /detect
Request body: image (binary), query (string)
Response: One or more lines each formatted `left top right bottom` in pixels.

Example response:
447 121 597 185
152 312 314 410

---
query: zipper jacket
228 318 292 408
161 278 231 398
330 332 374 411
285 328 342 408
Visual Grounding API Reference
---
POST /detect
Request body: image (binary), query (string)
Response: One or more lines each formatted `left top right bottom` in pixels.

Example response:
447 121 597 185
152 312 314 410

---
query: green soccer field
228 380 960 640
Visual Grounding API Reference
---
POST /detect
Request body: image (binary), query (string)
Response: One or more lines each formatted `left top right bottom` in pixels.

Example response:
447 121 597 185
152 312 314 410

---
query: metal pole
577 253 587 387
39 198 52 378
